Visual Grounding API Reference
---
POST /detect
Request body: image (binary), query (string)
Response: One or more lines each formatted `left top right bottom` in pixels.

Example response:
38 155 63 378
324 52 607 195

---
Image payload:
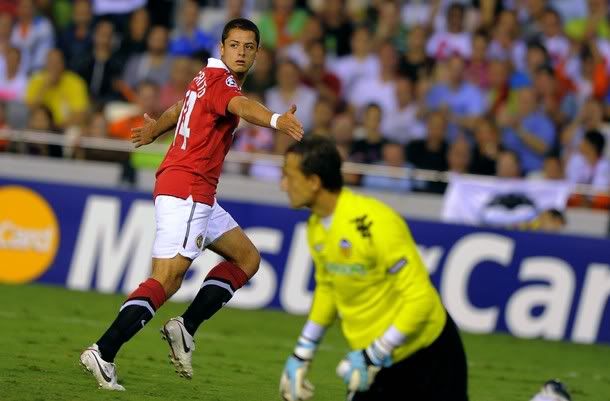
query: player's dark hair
222 18 260 47
584 129 605 157
286 136 343 192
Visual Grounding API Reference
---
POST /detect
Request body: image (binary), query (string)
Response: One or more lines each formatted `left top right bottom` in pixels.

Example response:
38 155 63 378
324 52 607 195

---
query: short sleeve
208 73 243 117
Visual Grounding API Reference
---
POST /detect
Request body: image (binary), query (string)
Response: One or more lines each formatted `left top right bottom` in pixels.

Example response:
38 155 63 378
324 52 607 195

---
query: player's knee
151 259 189 296
239 247 260 279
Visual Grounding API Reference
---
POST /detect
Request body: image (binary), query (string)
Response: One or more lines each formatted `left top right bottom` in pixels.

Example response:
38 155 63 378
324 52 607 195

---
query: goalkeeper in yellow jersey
278 136 468 401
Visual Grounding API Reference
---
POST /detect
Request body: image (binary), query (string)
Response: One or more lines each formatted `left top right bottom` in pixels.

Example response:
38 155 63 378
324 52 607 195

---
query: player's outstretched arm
131 100 184 148
227 96 304 141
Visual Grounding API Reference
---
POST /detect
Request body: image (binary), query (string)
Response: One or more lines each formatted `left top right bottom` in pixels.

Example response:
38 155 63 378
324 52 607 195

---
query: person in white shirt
566 129 610 192
540 8 570 66
382 75 425 144
426 3 472 60
10 0 54 74
349 42 398 124
0 47 27 101
329 25 379 102
265 59 317 132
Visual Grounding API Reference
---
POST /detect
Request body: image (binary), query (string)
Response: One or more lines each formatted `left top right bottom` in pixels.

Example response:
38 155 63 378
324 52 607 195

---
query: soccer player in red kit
80 18 304 391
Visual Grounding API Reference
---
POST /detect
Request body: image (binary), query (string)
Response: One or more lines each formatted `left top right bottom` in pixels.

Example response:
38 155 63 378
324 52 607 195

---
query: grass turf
0 283 608 401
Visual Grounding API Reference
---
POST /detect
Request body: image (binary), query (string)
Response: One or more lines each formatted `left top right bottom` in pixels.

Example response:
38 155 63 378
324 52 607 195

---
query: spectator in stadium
122 25 172 89
330 25 379 103
242 46 275 97
281 16 323 70
486 59 511 116
0 46 27 101
519 0 546 41
560 98 608 158
74 109 128 163
10 0 54 74
566 129 610 192
370 0 408 53
511 41 550 86
382 75 425 145
362 141 412 192
487 9 526 72
536 153 565 180
25 48 89 129
317 0 353 57
331 112 355 160
0 13 13 56
349 42 398 123
496 149 523 178
301 40 341 104
398 25 435 83
169 0 215 57
407 110 448 169
561 42 610 104
307 97 334 137
279 135 468 401
158 57 192 110
23 104 61 157
210 0 248 43
470 118 502 176
58 0 93 70
497 86 555 174
351 103 386 165
447 136 471 175
108 80 160 141
116 7 150 63
565 0 610 42
426 55 486 140
533 65 577 128
426 2 472 60
0 101 9 151
257 0 308 50
539 8 570 66
265 58 317 133
73 19 123 105
465 30 491 90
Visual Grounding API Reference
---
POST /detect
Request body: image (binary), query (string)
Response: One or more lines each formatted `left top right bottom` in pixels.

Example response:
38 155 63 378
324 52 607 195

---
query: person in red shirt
80 18 304 391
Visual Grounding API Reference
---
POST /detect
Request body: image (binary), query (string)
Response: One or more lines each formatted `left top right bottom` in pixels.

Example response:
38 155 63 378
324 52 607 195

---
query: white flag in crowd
442 175 573 227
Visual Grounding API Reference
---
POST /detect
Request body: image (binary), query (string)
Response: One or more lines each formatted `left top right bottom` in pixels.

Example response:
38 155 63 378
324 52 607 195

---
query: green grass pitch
0 283 608 401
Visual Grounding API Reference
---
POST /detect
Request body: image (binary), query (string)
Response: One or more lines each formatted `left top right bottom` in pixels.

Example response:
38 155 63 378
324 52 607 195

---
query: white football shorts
152 195 239 260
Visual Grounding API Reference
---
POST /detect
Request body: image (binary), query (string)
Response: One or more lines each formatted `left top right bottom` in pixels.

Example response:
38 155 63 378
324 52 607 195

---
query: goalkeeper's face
281 153 318 209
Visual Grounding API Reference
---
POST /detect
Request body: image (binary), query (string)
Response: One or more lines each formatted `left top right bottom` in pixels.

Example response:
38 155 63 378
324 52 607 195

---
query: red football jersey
154 58 243 206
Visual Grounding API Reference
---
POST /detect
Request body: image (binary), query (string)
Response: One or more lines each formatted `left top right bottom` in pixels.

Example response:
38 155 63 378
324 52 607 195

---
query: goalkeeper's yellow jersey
307 188 446 363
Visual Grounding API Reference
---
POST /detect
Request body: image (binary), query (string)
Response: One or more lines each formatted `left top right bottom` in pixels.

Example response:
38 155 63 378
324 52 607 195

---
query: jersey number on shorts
174 90 197 150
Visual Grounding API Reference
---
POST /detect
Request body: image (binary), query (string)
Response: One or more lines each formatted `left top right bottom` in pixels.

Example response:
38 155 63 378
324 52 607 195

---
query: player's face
281 153 317 209
220 28 258 76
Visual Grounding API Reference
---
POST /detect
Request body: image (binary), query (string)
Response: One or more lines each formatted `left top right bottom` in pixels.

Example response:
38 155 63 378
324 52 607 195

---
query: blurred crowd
0 0 609 202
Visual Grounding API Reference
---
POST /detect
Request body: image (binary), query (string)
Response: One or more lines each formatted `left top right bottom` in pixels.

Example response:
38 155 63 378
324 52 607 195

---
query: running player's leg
162 201 258 378
180 201 259 336
81 195 206 388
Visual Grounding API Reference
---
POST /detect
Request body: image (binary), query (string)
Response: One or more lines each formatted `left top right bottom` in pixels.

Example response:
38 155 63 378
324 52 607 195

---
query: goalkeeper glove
336 339 393 393
279 336 317 401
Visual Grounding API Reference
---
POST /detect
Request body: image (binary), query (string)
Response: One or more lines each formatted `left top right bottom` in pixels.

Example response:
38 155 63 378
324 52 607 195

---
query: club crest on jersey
226 76 238 88
339 238 352 257
313 243 324 253
196 234 204 250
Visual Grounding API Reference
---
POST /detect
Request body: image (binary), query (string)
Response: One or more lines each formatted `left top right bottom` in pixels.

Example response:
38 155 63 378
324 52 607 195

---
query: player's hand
277 104 304 141
336 347 392 393
279 355 314 401
131 113 157 148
